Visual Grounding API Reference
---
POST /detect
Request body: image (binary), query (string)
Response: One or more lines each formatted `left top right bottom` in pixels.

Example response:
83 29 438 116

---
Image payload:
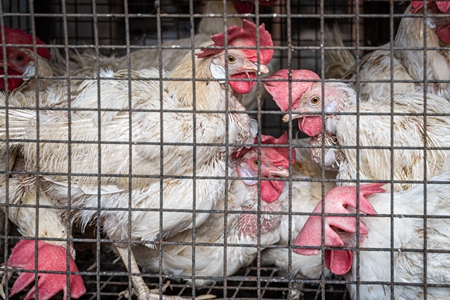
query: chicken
261 138 336 295
325 1 450 101
133 132 293 285
294 173 450 299
0 20 273 299
0 27 53 93
0 27 75 111
264 69 450 192
62 0 278 111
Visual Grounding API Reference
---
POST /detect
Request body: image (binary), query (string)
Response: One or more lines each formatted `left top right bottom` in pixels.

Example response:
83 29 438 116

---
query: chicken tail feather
324 23 356 79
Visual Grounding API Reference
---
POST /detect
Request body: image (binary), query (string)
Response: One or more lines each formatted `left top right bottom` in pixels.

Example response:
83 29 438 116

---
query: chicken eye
252 160 259 167
310 96 321 105
15 54 25 61
227 55 236 63
331 225 347 235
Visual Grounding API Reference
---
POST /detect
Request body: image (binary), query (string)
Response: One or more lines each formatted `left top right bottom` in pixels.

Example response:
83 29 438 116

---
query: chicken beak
270 168 290 178
282 112 302 123
241 62 270 74
258 64 270 74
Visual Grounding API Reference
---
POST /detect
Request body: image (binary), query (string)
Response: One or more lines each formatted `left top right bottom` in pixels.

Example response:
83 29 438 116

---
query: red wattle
324 249 353 275
0 69 24 92
298 116 323 137
229 73 256 94
261 180 284 202
438 24 450 44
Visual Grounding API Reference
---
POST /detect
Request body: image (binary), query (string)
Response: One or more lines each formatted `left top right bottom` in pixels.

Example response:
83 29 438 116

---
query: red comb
436 2 450 12
0 27 51 59
260 131 296 167
8 240 86 300
233 131 296 168
264 69 321 112
411 1 450 13
196 19 273 65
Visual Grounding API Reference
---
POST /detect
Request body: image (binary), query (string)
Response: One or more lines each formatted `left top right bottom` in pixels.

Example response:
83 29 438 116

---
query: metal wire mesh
1 0 448 299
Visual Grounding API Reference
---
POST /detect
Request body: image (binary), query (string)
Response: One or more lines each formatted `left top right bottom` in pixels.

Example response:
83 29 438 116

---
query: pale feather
330 91 450 192
325 5 450 101
344 171 450 299
133 165 282 285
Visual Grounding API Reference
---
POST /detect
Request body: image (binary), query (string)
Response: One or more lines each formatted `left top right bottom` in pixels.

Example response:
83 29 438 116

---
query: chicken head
0 27 51 92
265 69 356 137
264 69 322 136
233 132 294 238
411 1 450 43
197 19 274 94
234 132 295 203
293 183 385 275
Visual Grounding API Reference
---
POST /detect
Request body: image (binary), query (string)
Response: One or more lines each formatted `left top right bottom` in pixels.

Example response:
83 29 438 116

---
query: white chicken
325 1 450 101
295 173 450 299
261 138 336 289
264 69 450 192
0 20 273 299
133 133 292 284
62 0 278 111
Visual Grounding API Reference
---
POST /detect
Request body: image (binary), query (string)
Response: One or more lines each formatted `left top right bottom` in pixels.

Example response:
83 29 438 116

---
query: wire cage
1 0 450 299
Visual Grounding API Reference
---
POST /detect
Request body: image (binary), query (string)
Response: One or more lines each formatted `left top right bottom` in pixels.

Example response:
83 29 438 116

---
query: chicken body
265 70 450 192
15 65 250 243
133 135 291 284
0 25 76 205
0 21 273 298
295 172 450 300
0 26 55 193
325 3 450 101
